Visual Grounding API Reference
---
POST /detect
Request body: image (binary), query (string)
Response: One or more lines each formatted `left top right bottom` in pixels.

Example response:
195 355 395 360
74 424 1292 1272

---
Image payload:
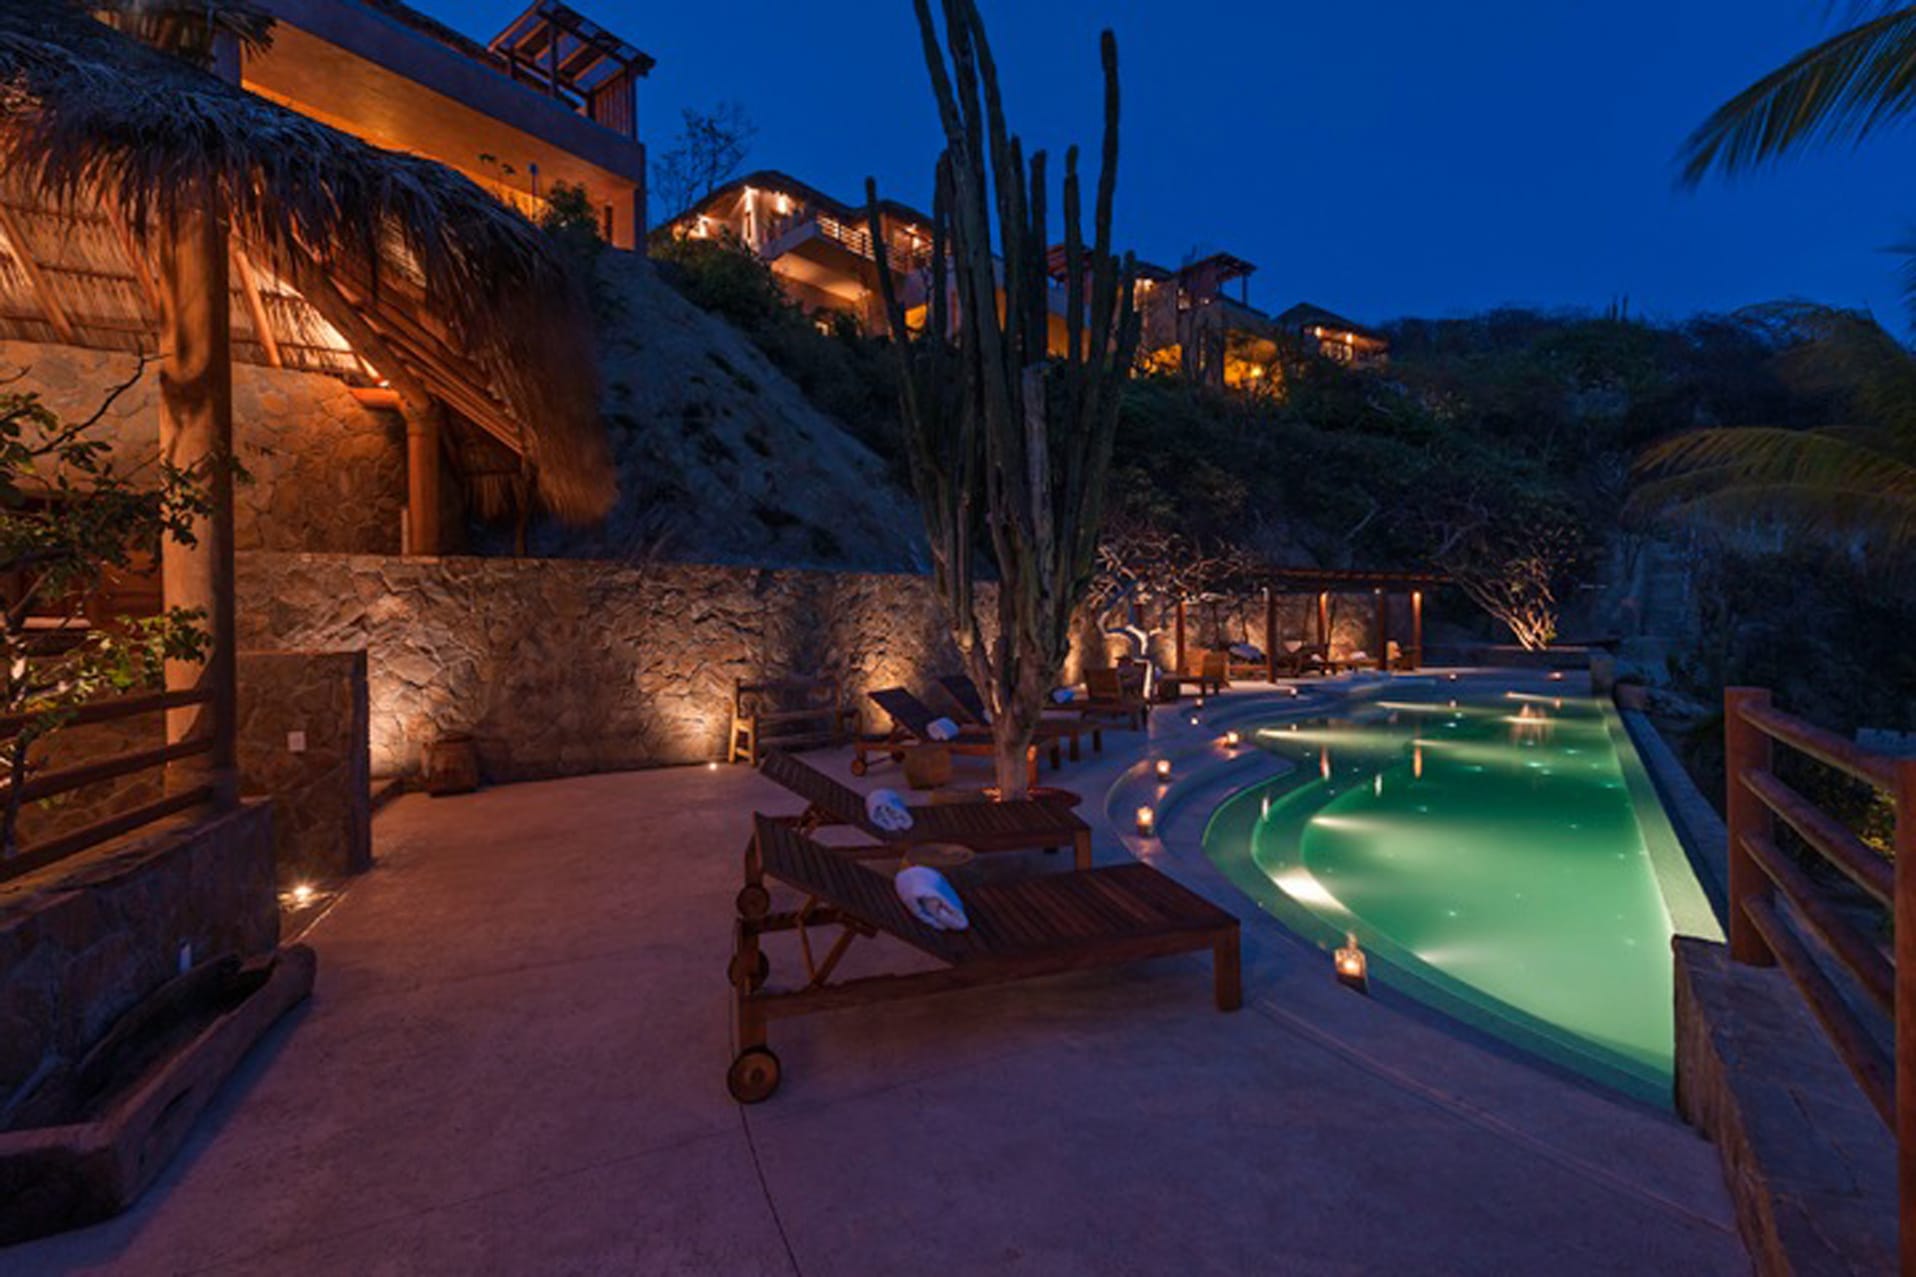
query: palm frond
1679 5 1916 184
1638 424 1916 490
1647 479 1916 548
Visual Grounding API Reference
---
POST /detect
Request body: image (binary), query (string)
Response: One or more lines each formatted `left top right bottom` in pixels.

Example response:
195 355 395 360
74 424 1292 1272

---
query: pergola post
1173 597 1186 676
1374 589 1388 671
1264 588 1278 683
406 404 442 555
155 190 237 806
1316 591 1329 652
1411 589 1424 670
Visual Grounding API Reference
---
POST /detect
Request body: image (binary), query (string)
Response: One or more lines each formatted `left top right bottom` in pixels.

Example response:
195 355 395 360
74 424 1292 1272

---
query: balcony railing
0 686 221 884
1723 687 1914 1269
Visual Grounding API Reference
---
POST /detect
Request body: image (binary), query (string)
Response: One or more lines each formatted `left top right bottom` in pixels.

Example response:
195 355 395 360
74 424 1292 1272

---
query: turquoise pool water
1203 683 1721 1101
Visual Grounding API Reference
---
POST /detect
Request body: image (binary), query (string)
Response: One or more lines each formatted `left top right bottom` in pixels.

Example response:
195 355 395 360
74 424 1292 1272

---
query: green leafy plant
0 364 216 854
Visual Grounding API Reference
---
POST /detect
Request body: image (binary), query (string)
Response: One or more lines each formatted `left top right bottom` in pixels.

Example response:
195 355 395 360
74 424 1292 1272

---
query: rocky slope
516 251 926 573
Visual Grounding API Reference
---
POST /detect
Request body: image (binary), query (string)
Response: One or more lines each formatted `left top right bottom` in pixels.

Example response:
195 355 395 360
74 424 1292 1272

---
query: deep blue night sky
418 0 1916 329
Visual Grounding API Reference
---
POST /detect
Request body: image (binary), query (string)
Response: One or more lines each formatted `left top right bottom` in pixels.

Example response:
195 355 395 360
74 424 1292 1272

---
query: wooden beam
1374 589 1388 672
1264 589 1278 683
1410 589 1424 671
351 387 403 410
0 203 76 344
231 248 282 368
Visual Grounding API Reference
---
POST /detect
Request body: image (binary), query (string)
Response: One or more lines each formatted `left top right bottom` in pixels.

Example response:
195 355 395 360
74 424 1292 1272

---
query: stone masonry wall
235 553 972 781
237 652 371 885
0 340 405 555
0 802 277 1130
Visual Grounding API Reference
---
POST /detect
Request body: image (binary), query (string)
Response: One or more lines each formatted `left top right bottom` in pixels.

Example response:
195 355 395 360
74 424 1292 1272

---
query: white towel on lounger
926 716 960 742
1051 687 1078 704
894 866 969 931
865 788 913 833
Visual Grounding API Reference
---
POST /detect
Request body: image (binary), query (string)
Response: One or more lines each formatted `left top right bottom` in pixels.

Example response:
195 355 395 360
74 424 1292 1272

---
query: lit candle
1334 932 1369 992
1155 758 1172 781
1224 730 1242 749
1135 805 1156 835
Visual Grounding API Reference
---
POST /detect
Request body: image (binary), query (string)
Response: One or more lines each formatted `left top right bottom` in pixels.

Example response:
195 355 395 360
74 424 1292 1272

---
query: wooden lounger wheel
727 1047 782 1104
728 949 770 991
735 883 772 920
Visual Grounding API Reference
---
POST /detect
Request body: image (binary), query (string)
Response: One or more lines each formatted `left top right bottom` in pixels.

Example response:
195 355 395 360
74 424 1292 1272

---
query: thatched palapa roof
0 0 615 522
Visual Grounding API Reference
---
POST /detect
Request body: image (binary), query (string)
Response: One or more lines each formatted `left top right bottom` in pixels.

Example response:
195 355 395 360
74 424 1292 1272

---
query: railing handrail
1722 685 1913 1271
0 686 213 739
1737 696 1898 792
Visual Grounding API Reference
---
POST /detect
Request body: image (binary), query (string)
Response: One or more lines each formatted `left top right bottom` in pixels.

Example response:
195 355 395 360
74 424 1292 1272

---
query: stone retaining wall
1 340 405 555
237 652 371 884
235 553 975 781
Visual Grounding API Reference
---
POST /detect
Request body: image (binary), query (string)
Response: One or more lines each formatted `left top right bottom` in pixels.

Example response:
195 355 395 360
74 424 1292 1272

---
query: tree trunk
156 193 237 806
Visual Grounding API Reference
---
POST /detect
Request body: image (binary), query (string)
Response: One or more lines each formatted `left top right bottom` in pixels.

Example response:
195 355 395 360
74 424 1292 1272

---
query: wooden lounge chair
751 751 1091 892
935 673 1105 756
1180 648 1228 696
1083 667 1148 729
726 814 1242 1102
855 687 1055 783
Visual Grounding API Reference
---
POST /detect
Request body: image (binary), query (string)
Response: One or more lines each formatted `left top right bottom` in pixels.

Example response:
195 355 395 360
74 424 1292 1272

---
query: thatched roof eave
0 0 615 523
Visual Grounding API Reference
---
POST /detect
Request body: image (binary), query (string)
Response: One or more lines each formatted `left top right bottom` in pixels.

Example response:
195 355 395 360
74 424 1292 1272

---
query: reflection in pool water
1206 685 1719 1100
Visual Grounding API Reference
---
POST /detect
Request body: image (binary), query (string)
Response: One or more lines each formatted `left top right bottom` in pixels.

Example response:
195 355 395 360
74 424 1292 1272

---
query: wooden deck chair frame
726 815 1242 1103
747 752 1092 920
854 687 1054 783
935 673 1106 757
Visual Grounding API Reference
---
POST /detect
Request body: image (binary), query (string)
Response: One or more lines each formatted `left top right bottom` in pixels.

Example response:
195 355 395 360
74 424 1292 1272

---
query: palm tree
1679 5 1916 184
1635 305 1916 551
1655 9 1916 553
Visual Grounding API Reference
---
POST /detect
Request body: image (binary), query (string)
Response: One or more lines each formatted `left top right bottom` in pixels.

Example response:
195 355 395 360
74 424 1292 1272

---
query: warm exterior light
291 883 315 908
1195 695 1206 708
1548 671 1565 682
1189 716 1200 727
1320 752 1333 781
1335 932 1369 992
1135 805 1156 835
707 761 719 772
1224 729 1242 748
1155 758 1173 781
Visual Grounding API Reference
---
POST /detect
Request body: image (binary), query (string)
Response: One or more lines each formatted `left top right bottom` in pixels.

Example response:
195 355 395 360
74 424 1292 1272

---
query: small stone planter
0 945 316 1245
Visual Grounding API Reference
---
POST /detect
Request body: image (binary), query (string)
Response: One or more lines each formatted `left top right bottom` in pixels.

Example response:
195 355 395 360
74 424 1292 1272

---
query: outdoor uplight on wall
1135 805 1156 836
1334 932 1369 993
1155 758 1172 781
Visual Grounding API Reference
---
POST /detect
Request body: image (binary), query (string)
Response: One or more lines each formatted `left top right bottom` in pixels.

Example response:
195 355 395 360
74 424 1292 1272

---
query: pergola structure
1173 568 1449 678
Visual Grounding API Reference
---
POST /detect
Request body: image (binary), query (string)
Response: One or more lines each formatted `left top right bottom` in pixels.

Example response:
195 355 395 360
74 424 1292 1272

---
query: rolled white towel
865 788 914 833
925 716 961 742
1051 687 1079 704
894 865 969 931
1230 643 1264 662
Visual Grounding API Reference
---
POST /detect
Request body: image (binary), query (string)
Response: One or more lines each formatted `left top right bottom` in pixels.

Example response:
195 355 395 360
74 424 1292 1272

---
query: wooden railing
1724 687 1915 1268
0 687 220 886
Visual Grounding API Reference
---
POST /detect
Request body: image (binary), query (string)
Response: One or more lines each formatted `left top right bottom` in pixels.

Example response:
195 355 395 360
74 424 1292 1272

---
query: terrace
4 678 1748 1274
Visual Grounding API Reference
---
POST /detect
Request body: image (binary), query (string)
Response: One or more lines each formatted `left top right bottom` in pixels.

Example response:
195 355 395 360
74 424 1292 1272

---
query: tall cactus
870 0 1140 798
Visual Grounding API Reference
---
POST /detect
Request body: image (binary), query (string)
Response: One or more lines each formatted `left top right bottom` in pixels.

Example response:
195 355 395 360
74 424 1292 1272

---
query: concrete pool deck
10 677 1747 1274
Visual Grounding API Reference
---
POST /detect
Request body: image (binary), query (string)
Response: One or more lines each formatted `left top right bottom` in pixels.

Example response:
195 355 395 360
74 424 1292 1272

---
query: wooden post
1410 590 1424 671
1895 756 1916 1277
1173 597 1186 676
1373 589 1388 671
156 192 237 807
1264 589 1278 683
1316 591 1329 651
1723 687 1774 966
406 403 442 556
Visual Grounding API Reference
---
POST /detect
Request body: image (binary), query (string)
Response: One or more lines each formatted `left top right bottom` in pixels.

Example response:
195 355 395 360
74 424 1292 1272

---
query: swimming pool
1202 679 1721 1102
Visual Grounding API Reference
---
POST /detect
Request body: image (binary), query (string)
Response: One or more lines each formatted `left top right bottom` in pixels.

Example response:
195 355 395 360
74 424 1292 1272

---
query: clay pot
424 734 480 796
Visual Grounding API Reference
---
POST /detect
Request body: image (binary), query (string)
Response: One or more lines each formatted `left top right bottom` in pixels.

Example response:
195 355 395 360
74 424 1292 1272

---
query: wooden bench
728 675 857 766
